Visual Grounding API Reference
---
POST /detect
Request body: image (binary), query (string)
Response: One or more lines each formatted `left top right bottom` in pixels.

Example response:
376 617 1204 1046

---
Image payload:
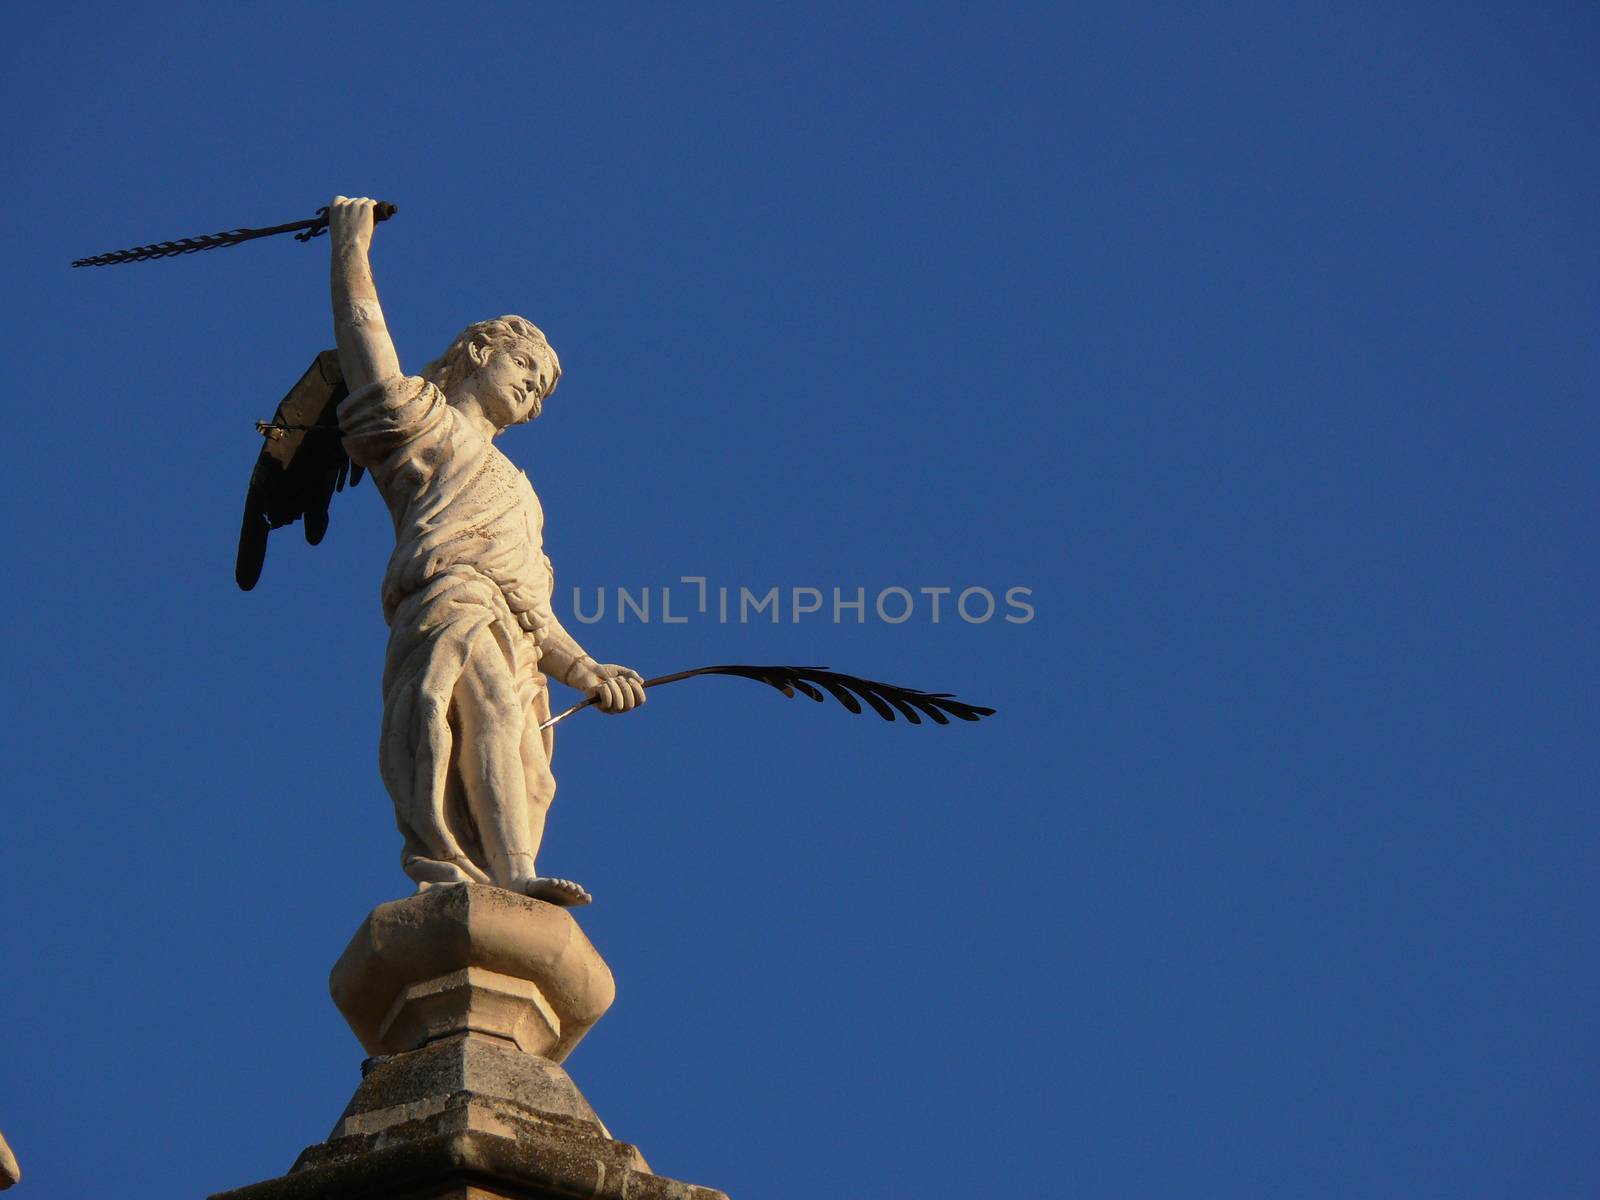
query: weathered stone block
210 889 728 1199
331 884 614 1063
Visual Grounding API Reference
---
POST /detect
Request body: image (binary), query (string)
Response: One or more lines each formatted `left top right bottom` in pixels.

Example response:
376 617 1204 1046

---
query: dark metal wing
235 350 362 590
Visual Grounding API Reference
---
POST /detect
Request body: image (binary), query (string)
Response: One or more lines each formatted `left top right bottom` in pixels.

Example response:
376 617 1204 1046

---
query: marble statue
328 195 646 908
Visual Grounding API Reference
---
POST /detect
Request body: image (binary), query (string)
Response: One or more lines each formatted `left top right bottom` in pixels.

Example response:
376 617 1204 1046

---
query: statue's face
472 341 553 428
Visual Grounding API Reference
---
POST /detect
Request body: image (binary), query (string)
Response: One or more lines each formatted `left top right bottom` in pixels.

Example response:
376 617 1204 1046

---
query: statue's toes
525 877 593 907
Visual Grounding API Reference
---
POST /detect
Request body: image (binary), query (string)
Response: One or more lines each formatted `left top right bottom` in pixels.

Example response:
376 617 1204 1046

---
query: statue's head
421 315 562 430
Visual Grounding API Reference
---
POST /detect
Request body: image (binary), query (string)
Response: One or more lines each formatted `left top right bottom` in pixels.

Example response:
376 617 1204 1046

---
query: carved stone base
331 884 617 1063
210 886 728 1200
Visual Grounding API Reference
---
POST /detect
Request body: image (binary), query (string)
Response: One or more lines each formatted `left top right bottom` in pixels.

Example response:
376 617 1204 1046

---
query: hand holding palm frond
540 664 995 731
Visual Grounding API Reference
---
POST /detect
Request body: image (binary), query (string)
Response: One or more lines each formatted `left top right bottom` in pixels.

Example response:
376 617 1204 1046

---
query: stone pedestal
211 886 728 1200
330 883 616 1065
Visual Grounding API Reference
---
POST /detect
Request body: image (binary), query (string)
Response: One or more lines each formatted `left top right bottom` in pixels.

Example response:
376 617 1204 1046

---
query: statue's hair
419 315 562 401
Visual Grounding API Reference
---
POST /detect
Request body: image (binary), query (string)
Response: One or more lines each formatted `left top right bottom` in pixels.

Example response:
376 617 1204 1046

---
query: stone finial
330 884 615 1063
211 886 728 1199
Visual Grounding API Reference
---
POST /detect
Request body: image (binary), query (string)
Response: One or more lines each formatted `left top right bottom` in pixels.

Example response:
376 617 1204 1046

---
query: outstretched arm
535 621 600 689
329 195 401 392
530 556 646 713
539 619 646 713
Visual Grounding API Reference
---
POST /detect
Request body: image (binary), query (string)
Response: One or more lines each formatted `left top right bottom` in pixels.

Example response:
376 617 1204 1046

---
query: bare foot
415 879 467 892
524 877 592 907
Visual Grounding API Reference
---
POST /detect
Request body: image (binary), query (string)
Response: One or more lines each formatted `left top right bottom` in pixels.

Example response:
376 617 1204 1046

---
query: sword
71 201 397 268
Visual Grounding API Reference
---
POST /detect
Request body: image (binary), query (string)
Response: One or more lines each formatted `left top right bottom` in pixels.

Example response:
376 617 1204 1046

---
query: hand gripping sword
71 202 397 268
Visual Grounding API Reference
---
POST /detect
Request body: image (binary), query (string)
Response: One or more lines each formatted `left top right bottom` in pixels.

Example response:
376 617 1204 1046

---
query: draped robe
340 375 560 884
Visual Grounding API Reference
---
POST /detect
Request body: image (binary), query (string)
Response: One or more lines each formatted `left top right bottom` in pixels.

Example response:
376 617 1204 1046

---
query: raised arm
328 196 402 392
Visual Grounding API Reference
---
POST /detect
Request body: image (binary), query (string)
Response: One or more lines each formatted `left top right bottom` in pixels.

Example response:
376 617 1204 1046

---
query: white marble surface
328 197 647 903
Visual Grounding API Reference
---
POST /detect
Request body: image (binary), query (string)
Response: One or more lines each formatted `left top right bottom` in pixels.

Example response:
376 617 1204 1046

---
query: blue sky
2 3 1597 1197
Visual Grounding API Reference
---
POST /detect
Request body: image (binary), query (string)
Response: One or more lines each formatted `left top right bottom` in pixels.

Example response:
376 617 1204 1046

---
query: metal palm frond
539 664 995 731
72 202 397 268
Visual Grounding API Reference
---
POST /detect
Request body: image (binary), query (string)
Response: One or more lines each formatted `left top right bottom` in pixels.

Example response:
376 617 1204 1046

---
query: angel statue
325 195 644 907
68 196 995 905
